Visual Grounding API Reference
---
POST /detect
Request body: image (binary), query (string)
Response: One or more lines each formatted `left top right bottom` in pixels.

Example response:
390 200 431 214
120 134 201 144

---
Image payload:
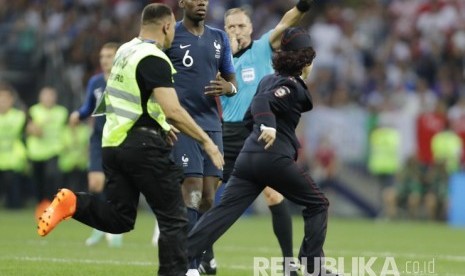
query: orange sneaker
37 189 77 237
35 199 51 222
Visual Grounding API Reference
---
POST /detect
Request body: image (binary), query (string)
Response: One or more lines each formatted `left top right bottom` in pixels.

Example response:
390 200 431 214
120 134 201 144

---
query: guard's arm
153 87 224 169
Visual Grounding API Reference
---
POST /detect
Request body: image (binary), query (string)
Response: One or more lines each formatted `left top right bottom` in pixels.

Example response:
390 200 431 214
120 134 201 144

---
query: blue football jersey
166 22 235 131
79 73 106 134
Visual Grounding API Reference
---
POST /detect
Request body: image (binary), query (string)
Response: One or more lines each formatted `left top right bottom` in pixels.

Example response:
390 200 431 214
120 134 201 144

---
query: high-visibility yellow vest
99 38 175 147
368 127 401 174
26 104 68 161
0 108 27 171
59 124 91 172
432 131 462 173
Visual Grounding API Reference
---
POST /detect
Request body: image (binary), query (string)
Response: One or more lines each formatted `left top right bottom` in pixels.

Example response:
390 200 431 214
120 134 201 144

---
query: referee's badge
241 67 255 83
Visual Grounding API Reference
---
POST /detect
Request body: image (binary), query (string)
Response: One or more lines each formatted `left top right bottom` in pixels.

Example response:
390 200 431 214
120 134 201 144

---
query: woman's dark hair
272 47 316 76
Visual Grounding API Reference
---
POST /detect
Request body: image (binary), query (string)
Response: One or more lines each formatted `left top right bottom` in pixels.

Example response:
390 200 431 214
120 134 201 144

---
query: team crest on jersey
181 154 189 167
214 40 221 58
274 86 291 98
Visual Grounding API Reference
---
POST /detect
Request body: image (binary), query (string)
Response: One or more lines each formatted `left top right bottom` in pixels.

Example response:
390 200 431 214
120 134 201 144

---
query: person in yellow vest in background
425 122 463 220
26 86 68 219
368 121 401 217
431 122 463 174
0 83 28 209
58 123 91 192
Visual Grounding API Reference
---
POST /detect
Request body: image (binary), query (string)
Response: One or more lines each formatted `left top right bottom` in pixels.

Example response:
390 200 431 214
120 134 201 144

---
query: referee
188 27 335 276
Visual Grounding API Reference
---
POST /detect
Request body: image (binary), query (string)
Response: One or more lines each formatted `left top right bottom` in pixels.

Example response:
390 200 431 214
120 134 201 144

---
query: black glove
296 0 313 12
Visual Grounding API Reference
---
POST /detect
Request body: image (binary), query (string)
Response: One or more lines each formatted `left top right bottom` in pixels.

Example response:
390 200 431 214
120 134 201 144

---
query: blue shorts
171 131 223 178
89 133 103 172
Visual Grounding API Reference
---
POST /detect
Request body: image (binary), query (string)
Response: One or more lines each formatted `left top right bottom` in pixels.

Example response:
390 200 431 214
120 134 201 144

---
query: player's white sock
105 233 123 248
85 229 104 246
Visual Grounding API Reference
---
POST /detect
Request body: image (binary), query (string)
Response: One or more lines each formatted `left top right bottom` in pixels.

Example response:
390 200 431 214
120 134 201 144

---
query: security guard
187 28 336 276
26 86 68 214
368 123 401 187
58 123 90 191
0 83 27 209
37 4 223 276
431 123 463 173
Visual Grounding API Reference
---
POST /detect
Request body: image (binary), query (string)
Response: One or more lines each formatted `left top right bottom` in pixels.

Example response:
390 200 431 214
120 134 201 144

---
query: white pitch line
1 256 252 270
216 246 465 263
3 256 154 267
326 249 465 263
3 256 465 275
19 241 465 263
24 240 465 263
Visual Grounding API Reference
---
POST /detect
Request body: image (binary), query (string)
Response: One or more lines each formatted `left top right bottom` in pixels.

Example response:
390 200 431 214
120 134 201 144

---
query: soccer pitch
1 208 464 276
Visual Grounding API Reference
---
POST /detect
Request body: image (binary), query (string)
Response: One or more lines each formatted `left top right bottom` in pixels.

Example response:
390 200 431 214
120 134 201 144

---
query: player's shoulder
89 73 105 83
205 25 226 34
174 21 190 38
205 25 228 39
87 73 105 88
175 21 183 31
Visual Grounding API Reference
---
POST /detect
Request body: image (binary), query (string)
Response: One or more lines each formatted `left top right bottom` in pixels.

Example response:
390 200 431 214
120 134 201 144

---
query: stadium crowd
0 0 464 221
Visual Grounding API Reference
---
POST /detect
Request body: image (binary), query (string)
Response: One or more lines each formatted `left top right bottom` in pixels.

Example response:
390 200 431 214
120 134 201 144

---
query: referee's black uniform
188 72 329 274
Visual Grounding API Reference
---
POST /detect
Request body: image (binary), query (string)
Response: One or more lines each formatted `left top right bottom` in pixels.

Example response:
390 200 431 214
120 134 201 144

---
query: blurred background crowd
0 0 464 223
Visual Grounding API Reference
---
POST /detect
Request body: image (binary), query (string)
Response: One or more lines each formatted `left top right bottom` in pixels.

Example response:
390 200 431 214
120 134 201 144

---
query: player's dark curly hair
272 47 316 77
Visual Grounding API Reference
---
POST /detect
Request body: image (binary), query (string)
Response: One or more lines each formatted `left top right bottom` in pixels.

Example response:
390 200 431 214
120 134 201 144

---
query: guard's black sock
269 200 294 259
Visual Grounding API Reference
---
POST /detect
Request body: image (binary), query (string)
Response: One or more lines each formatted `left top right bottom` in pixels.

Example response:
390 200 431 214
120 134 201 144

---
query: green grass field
1 208 464 276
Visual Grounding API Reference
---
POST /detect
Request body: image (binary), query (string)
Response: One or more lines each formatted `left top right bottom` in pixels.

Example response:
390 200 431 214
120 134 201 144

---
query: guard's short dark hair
141 3 173 26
